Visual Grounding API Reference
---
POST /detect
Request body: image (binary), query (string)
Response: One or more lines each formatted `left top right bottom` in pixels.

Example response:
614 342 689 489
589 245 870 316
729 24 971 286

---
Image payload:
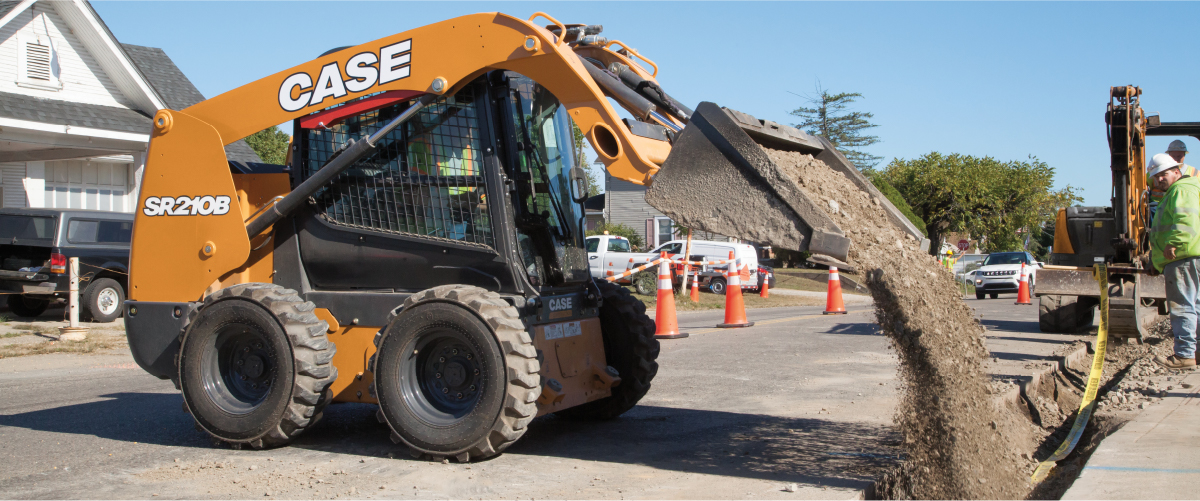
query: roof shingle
0 91 151 134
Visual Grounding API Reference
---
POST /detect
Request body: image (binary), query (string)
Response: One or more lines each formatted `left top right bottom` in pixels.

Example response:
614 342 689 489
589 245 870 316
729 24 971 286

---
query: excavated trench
761 149 1179 499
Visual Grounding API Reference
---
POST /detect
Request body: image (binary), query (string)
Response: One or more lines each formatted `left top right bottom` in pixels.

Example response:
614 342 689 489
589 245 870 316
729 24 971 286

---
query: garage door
43 160 131 212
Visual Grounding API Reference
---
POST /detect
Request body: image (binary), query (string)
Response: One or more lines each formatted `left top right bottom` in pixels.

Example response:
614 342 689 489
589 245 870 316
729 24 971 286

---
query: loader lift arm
130 11 926 303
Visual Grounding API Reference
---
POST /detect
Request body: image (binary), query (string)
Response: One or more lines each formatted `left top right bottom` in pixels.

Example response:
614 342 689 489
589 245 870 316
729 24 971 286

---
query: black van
0 208 132 321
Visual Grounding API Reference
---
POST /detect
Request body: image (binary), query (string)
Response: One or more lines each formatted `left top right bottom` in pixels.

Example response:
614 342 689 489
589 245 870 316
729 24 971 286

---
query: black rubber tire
178 283 336 449
633 271 655 296
990 293 998 299
370 285 538 462
710 277 727 295
7 295 48 318
556 280 660 420
82 278 124 323
1039 294 1096 334
975 291 985 300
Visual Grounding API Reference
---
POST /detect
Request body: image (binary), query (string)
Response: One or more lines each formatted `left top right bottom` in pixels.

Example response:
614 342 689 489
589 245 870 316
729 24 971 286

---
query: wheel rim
201 324 276 415
712 280 725 294
96 287 119 316
400 328 486 425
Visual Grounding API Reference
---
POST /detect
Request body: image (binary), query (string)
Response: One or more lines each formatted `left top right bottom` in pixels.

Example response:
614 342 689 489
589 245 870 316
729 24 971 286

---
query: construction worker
1147 153 1200 369
1148 140 1197 221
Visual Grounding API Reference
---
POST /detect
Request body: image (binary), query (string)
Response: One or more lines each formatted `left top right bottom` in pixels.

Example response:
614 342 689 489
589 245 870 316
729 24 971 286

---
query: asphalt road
0 295 1055 500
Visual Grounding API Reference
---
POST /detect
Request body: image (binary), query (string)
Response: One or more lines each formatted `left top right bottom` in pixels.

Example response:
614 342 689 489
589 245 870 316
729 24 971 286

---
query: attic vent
25 41 51 81
16 33 61 91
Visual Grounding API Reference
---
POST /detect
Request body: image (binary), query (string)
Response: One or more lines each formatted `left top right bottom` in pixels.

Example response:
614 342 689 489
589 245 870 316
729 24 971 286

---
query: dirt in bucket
764 148 1033 499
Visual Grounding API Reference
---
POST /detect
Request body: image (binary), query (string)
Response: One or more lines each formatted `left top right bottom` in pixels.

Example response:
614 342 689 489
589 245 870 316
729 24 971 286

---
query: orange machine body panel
129 110 252 302
531 317 611 416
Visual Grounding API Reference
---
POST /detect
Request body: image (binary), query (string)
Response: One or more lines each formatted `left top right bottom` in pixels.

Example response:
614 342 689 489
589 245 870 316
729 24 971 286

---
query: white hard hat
1148 152 1182 178
1168 140 1189 153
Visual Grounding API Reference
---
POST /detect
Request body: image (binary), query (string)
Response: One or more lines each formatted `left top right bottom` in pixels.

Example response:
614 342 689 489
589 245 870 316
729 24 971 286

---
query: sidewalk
1062 371 1200 500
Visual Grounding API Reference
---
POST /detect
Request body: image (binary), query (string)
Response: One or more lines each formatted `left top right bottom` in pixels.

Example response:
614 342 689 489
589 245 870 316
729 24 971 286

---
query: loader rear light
49 253 66 274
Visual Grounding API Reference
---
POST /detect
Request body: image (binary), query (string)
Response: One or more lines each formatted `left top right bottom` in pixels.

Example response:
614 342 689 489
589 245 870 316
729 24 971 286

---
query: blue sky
95 2 1200 206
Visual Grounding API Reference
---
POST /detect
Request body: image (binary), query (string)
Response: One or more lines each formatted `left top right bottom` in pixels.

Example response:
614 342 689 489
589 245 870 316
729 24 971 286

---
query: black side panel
1051 206 1117 267
272 217 309 293
124 300 193 380
296 207 511 293
304 291 408 327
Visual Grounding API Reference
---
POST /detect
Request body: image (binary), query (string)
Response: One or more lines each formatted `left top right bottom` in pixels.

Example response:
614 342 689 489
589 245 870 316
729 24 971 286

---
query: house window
655 217 674 248
17 32 61 91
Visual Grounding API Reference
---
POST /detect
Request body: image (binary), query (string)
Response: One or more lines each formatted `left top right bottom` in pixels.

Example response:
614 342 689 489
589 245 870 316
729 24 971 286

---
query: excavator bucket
645 102 928 268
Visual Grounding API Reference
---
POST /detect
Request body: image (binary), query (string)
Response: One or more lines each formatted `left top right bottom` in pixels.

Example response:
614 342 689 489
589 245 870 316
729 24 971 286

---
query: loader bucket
645 102 928 267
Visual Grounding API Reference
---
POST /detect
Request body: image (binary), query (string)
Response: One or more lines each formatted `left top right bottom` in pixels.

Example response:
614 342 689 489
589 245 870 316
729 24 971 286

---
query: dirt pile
765 149 1032 499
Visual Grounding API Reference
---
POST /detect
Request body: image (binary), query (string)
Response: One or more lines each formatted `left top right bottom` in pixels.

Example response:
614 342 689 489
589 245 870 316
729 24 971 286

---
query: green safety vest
1149 164 1198 203
1150 176 1200 271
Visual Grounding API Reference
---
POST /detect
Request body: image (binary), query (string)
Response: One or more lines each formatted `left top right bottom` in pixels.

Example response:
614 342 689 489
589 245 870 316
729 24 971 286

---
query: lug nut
452 349 458 355
474 369 479 375
439 357 445 363
469 385 476 391
435 373 442 379
456 393 463 399
241 375 248 380
466 354 472 360
442 388 449 394
237 360 244 366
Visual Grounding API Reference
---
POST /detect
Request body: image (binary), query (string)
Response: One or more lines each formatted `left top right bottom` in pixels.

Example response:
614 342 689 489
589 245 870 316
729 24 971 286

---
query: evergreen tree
789 85 882 169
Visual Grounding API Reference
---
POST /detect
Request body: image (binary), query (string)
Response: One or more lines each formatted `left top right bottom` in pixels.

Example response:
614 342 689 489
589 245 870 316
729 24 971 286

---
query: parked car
0 208 132 321
972 251 1041 300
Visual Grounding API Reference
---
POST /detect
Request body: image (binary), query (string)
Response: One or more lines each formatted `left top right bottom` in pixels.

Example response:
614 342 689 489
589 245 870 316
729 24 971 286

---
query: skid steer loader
124 12 924 460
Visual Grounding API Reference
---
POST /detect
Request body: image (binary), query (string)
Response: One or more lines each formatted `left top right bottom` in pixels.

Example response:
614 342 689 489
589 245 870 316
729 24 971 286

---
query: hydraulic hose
582 61 656 120
607 62 692 124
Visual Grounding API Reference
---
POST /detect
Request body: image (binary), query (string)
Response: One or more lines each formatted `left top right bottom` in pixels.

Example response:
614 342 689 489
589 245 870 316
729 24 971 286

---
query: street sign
957 239 969 251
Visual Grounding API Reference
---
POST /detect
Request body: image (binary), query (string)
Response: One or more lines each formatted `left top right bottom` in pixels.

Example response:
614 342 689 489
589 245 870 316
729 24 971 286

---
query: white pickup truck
585 234 656 281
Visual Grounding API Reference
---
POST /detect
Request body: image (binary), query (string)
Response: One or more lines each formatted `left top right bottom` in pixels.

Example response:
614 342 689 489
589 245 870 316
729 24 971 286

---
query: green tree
789 85 882 168
245 127 291 165
862 170 928 236
880 153 1081 255
572 123 602 197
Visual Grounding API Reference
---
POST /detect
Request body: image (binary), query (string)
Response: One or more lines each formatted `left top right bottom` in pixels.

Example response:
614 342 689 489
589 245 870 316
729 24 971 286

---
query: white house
0 0 258 213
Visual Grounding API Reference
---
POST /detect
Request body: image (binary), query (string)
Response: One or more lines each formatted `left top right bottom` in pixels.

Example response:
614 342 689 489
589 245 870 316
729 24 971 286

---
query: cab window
607 239 631 253
657 243 683 254
586 238 600 253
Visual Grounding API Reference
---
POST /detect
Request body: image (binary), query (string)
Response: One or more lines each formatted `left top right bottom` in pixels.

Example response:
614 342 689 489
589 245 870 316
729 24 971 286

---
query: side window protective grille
303 87 492 247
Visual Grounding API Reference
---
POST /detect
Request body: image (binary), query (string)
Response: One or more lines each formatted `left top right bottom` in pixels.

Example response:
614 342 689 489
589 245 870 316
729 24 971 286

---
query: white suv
973 251 1040 299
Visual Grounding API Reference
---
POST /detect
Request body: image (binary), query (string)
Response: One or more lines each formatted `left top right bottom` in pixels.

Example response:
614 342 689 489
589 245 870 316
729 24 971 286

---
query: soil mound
765 149 1032 499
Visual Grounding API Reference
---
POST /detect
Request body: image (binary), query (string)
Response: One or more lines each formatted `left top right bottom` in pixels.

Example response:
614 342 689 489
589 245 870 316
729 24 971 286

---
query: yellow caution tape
1031 263 1109 483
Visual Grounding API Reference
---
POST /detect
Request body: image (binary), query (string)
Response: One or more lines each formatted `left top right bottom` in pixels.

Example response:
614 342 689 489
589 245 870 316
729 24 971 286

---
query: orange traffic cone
654 252 688 339
1015 263 1032 305
718 252 754 328
823 267 847 315
759 268 769 298
691 262 700 300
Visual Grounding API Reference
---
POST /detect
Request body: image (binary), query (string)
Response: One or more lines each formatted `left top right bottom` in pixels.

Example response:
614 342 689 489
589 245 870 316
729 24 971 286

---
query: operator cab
290 72 588 303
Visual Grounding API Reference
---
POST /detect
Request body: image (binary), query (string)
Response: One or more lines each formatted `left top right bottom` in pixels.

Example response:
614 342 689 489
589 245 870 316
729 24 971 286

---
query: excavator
1036 86 1185 339
122 12 925 460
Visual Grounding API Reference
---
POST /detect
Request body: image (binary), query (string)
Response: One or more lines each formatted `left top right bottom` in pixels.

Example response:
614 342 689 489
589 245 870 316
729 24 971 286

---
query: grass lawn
772 269 870 296
628 287 823 311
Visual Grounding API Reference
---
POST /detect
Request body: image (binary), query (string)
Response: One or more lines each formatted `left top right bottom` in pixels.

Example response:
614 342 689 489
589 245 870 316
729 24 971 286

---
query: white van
649 239 762 290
